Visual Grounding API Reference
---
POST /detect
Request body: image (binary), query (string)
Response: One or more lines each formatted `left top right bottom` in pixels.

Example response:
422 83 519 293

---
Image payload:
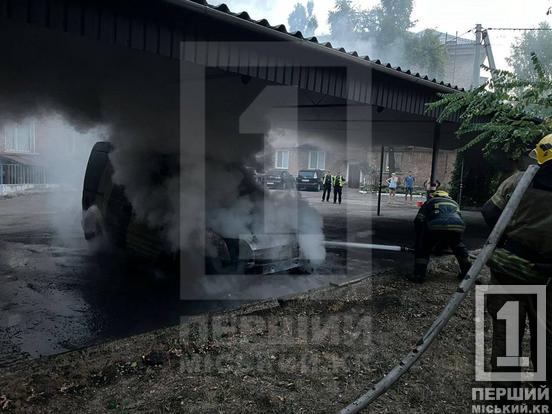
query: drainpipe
430 123 441 185
376 145 385 216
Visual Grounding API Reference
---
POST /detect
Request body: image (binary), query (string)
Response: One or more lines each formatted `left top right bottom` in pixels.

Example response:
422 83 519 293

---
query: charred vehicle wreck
81 142 305 275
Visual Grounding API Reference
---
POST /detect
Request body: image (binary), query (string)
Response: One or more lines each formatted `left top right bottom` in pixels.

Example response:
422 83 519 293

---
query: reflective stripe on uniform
426 224 466 232
488 248 548 282
434 202 460 210
333 176 345 187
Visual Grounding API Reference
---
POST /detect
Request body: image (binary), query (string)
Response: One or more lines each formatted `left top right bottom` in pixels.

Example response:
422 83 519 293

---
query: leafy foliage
507 22 552 81
371 0 415 47
427 54 552 160
288 0 318 37
327 0 365 40
405 30 447 78
326 0 446 79
305 0 318 37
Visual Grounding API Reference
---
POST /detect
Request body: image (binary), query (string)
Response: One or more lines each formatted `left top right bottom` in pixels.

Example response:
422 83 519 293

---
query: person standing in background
321 170 332 202
333 173 346 204
386 172 399 203
404 171 415 202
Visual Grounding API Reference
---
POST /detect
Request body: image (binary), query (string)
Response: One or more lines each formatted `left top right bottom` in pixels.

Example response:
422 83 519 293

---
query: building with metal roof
0 0 469 189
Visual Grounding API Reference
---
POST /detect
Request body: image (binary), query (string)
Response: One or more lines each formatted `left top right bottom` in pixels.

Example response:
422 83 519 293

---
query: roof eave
164 0 461 94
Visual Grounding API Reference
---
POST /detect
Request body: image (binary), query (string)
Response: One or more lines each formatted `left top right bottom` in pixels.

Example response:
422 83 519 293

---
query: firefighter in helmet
409 190 471 283
482 134 552 381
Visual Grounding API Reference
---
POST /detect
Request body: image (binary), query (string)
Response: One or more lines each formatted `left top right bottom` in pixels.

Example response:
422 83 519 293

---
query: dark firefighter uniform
322 172 332 202
410 190 471 283
333 175 346 204
482 134 552 383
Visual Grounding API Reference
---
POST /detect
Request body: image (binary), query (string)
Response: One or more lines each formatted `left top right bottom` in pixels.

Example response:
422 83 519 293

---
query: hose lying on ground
324 241 414 253
339 165 540 414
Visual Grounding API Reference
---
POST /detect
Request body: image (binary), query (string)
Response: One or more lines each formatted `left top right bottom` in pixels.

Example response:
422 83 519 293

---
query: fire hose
337 165 540 413
324 241 476 259
324 241 414 253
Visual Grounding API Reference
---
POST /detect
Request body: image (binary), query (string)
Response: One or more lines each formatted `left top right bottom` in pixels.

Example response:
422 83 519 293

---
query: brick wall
366 146 457 189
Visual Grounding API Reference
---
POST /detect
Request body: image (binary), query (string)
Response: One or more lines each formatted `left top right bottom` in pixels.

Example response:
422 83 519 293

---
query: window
298 170 316 178
384 151 403 172
4 122 36 154
275 150 289 169
308 151 326 170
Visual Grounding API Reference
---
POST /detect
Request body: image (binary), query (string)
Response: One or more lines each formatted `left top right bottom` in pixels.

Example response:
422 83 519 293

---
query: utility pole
471 23 483 89
482 30 497 72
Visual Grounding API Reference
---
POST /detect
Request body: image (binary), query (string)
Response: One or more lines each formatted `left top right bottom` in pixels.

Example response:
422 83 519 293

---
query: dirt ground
1 255 486 413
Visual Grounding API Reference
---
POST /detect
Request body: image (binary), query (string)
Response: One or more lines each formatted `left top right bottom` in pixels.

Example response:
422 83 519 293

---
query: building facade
436 31 487 91
0 120 47 185
267 138 457 190
365 146 457 190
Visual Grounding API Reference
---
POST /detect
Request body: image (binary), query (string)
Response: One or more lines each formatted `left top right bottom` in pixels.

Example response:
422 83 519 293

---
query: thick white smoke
0 23 326 267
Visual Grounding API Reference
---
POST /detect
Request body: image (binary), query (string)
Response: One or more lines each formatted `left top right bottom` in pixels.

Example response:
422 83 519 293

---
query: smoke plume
0 21 326 268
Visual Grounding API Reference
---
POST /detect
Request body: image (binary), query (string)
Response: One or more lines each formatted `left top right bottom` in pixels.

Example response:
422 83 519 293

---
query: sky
216 0 552 71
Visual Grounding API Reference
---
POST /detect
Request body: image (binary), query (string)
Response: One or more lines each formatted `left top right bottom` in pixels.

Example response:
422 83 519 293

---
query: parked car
296 169 324 191
81 142 304 275
264 169 295 190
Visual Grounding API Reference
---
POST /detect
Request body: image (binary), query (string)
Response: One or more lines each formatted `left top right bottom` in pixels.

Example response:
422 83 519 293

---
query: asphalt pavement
0 188 489 367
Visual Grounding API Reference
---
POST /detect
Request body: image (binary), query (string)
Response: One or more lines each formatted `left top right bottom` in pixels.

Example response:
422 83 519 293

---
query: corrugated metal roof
185 0 464 91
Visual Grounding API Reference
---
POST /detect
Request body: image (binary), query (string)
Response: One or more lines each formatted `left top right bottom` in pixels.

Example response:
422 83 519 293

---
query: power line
486 27 552 31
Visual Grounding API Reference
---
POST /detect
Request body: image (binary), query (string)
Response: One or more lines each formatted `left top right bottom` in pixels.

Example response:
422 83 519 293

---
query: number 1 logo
475 285 547 382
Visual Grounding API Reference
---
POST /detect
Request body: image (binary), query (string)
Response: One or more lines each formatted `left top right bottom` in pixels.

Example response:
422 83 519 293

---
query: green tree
326 0 445 78
288 1 318 37
288 3 308 34
405 30 447 78
506 22 552 81
428 56 552 205
327 0 408 43
305 1 319 38
327 0 363 41
428 54 552 161
372 0 415 47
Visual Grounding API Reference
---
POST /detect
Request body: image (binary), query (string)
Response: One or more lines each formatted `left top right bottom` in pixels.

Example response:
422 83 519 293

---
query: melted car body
82 142 302 275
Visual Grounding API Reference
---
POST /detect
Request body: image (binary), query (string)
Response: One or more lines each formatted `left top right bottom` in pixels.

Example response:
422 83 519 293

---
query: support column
377 145 385 217
458 158 465 206
430 123 441 185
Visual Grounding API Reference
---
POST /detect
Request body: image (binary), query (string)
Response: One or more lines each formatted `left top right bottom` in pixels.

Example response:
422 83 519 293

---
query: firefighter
333 173 346 204
482 134 552 382
321 171 332 202
409 190 471 283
